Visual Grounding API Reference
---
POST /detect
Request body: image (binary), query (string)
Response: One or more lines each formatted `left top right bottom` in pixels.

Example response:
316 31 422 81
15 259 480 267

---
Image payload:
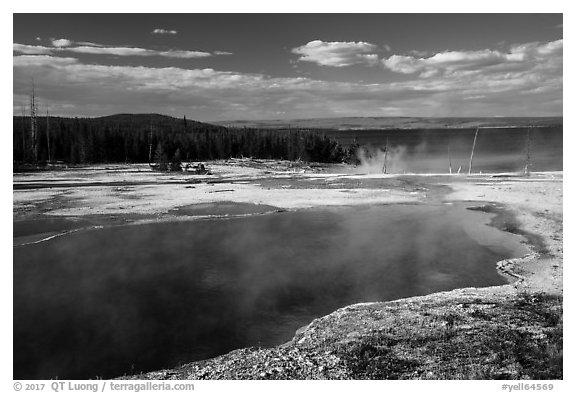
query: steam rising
356 143 425 174
349 127 563 175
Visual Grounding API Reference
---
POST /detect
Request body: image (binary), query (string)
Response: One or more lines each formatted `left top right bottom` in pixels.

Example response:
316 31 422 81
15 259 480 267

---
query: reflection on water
14 204 527 379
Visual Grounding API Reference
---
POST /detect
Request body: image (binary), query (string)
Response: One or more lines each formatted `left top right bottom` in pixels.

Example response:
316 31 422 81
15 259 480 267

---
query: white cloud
76 41 103 47
292 40 379 67
13 43 53 55
63 46 212 58
152 29 177 35
13 55 79 67
51 38 73 47
13 41 562 120
382 39 563 79
213 51 233 56
13 42 216 59
383 49 512 75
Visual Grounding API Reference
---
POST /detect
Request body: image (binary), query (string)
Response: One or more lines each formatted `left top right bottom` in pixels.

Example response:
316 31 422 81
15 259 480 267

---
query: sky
13 13 563 121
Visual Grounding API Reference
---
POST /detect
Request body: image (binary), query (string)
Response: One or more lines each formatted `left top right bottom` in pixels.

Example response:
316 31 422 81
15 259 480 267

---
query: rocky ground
129 289 561 380
13 161 563 380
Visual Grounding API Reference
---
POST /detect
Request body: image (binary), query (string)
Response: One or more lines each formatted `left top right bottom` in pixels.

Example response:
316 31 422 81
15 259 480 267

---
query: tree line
13 114 354 167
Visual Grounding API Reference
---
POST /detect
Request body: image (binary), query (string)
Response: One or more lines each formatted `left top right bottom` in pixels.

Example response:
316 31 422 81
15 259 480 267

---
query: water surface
328 127 563 173
14 203 527 379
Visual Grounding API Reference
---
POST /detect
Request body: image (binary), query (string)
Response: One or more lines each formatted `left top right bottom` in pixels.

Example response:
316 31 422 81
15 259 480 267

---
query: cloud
287 38 563 90
13 38 563 119
51 38 73 47
13 43 53 55
76 41 103 47
152 28 177 35
13 55 79 67
12 41 227 59
383 49 513 75
13 37 562 121
382 39 563 79
64 46 212 58
292 40 379 67
213 51 233 56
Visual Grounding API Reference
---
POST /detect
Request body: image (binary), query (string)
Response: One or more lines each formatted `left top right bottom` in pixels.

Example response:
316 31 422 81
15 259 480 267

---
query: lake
326 127 563 173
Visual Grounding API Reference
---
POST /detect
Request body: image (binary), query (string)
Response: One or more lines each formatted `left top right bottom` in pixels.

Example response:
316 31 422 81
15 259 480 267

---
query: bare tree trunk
148 122 153 165
30 80 38 165
524 128 532 176
468 127 479 175
448 138 452 174
382 136 389 174
46 109 51 163
21 104 26 161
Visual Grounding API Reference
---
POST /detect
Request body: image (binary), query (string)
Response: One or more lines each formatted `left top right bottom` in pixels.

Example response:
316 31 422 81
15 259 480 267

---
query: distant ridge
212 116 563 130
79 113 224 129
13 113 224 130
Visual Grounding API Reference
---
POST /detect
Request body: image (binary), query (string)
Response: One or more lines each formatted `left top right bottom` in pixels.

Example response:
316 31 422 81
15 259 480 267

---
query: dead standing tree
29 80 38 165
524 128 532 176
468 127 479 175
20 103 27 161
448 137 452 174
148 121 154 165
46 109 52 163
381 136 389 174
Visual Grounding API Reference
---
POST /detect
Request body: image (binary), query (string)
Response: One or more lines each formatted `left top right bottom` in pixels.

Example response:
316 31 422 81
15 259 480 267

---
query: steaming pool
14 202 529 379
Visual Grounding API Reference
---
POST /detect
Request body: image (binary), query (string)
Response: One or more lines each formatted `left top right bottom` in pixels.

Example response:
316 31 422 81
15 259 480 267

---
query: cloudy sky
13 14 563 121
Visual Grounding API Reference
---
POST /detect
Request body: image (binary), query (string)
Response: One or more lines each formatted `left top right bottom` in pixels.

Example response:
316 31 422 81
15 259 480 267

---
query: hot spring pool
13 203 528 379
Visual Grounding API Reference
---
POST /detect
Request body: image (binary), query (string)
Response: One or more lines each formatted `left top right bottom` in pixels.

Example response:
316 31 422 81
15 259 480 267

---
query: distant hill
212 116 563 130
14 113 226 132
80 113 225 131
